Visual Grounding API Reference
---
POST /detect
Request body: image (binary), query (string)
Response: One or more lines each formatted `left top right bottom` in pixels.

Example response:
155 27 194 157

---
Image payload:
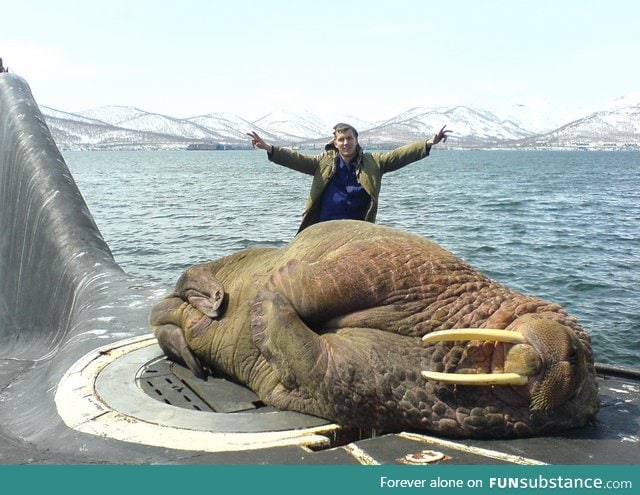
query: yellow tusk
422 328 526 345
421 371 528 386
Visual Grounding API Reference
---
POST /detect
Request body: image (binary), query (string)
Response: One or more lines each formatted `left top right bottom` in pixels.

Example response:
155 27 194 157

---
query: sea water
64 149 640 367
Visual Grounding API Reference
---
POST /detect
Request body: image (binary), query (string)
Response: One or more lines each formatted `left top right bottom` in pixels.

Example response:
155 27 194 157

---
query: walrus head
421 314 593 412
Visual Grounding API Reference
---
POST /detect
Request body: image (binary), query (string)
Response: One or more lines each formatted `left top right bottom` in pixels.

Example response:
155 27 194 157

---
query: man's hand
432 125 452 145
247 131 273 153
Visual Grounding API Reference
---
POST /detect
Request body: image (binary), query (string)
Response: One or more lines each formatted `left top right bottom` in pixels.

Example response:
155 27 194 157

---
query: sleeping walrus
149 220 599 438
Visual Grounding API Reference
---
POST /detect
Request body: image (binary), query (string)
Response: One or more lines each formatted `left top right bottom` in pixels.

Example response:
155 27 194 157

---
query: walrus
149 220 599 438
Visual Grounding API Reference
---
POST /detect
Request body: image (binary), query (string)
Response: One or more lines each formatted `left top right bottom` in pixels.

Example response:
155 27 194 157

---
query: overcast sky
2 0 639 123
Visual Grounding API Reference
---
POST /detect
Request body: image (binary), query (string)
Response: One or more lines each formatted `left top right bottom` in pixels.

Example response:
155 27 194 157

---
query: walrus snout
421 314 591 411
509 314 590 411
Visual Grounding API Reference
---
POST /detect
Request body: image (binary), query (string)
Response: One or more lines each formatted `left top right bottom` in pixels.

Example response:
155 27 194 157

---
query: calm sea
63 149 640 367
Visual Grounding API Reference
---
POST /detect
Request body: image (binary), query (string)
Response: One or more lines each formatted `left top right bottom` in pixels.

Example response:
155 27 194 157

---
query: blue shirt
317 156 371 222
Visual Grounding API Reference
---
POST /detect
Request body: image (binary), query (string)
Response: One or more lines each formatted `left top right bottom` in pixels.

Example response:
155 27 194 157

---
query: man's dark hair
333 123 358 138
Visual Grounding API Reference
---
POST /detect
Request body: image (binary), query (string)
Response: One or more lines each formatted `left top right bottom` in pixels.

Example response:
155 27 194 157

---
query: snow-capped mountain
252 109 329 140
361 106 534 147
77 106 150 126
492 99 567 134
520 94 640 149
78 106 228 142
39 93 640 151
188 112 270 143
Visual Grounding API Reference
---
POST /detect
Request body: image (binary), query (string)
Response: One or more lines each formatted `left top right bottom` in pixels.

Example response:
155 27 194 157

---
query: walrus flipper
153 323 206 379
177 265 226 318
265 255 390 323
150 294 207 379
250 286 335 414
250 285 323 385
250 282 408 421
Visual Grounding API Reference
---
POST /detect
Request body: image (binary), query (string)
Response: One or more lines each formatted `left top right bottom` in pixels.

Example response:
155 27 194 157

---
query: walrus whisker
421 371 529 386
422 328 526 345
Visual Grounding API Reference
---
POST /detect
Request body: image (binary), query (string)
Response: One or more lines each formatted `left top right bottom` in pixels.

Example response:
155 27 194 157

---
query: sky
2 0 639 124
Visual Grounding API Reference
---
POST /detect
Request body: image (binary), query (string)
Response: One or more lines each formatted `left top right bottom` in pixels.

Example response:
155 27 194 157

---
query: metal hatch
139 358 270 413
55 335 345 452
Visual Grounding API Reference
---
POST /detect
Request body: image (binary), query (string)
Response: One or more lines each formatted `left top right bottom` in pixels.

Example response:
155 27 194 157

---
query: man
248 123 450 233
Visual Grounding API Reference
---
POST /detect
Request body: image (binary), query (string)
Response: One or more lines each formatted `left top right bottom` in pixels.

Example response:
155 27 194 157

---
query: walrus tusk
422 329 533 386
422 328 526 345
421 371 529 386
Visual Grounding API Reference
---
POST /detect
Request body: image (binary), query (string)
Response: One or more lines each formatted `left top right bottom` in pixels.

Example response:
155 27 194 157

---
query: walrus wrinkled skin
150 220 599 438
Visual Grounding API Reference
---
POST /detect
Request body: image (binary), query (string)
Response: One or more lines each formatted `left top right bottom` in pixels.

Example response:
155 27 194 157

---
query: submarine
1 70 639 466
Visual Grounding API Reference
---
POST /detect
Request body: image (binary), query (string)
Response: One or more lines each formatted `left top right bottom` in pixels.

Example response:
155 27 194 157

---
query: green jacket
268 138 434 232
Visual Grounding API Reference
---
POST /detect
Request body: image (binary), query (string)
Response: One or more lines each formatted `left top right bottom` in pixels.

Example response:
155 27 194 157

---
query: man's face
334 130 358 162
